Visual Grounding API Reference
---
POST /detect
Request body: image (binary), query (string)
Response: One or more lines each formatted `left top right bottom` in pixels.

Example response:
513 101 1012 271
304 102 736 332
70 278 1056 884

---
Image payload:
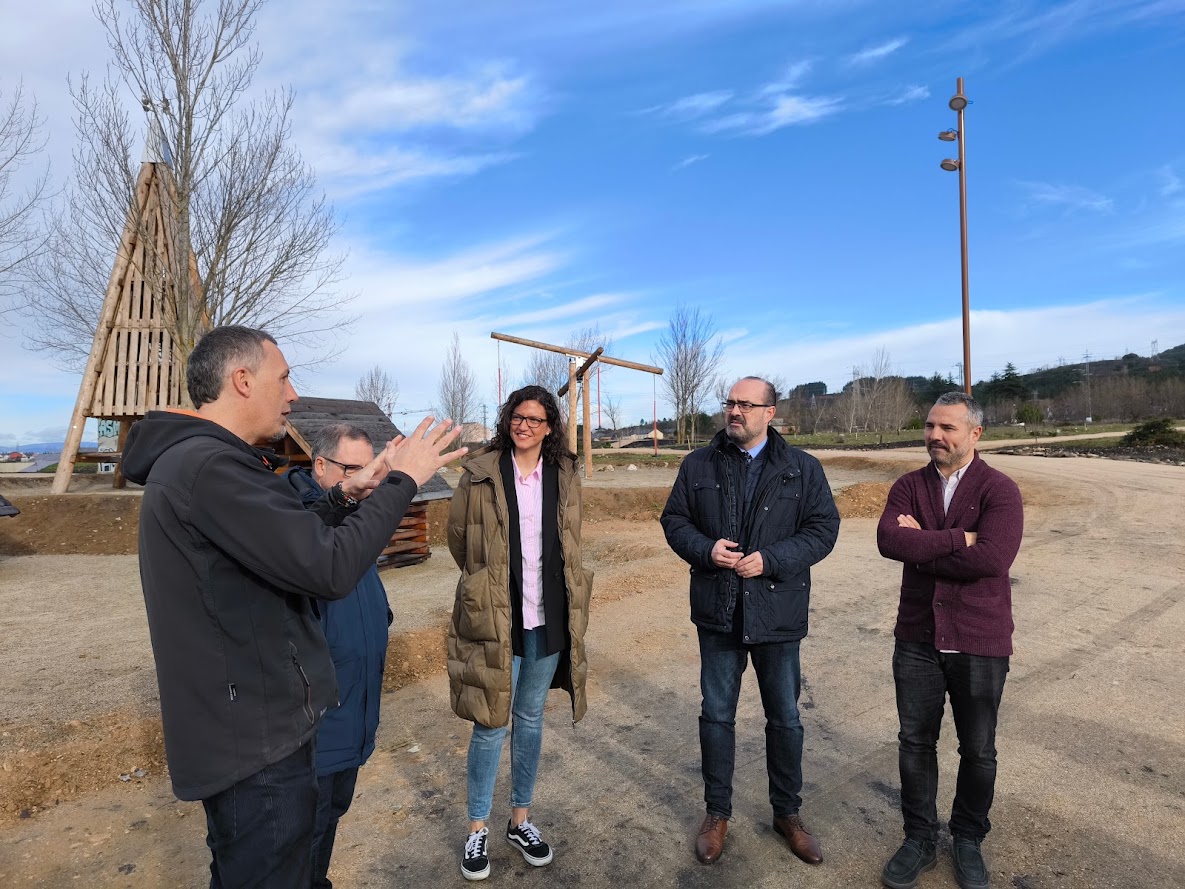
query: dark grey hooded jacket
123 410 416 800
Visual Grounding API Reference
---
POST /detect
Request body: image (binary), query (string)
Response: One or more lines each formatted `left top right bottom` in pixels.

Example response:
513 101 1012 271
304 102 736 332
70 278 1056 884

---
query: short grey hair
311 423 373 461
934 391 984 428
736 376 778 407
187 326 277 408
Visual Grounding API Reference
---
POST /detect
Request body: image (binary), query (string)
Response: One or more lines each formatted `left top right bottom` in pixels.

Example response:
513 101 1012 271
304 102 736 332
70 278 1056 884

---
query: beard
725 419 759 448
928 442 966 468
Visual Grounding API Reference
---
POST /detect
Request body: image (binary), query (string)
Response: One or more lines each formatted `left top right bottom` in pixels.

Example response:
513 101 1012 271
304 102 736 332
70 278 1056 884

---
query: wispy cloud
758 60 813 96
702 94 843 136
1017 180 1114 215
671 154 709 172
884 84 930 106
1158 165 1182 198
731 297 1185 391
943 0 1185 63
643 91 733 121
847 37 909 66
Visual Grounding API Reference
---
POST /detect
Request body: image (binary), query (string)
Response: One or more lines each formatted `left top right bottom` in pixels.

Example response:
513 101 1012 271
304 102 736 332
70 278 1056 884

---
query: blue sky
2 0 1185 444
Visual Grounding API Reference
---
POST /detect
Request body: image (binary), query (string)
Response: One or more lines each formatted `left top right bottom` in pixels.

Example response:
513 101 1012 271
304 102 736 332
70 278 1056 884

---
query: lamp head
940 158 960 172
938 129 958 142
949 94 968 111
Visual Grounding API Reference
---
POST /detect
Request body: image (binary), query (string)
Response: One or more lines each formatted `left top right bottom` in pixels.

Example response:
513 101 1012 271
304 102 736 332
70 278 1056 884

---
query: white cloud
702 94 843 136
1158 165 1182 198
885 84 930 106
1017 180 1114 214
758 60 813 96
671 154 709 172
644 91 734 121
728 297 1185 392
847 37 909 66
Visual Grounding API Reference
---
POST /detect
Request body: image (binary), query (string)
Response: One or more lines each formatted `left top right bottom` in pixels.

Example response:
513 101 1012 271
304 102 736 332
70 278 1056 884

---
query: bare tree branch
355 365 399 417
0 80 51 308
653 304 724 445
22 0 348 392
437 332 477 445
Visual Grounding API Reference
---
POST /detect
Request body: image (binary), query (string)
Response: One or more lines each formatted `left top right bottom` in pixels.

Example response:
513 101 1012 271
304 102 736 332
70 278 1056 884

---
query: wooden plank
145 328 161 413
136 329 151 413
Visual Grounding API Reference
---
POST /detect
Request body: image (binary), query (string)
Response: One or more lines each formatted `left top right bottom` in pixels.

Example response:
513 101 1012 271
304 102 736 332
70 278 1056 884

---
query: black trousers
893 640 1009 841
203 741 318 889
312 767 360 889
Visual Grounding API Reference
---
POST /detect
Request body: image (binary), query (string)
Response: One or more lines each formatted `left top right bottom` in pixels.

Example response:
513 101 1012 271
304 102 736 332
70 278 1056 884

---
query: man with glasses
287 423 396 888
661 376 840 869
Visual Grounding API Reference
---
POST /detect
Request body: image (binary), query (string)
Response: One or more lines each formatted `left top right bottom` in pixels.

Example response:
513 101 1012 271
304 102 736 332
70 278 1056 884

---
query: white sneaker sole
461 861 491 881
506 836 554 866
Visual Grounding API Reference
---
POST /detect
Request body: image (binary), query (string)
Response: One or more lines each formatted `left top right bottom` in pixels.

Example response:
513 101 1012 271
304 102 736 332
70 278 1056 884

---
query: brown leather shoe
773 814 823 864
695 814 728 864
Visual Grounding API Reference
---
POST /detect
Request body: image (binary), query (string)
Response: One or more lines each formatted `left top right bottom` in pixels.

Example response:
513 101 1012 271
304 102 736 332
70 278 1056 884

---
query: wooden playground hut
276 397 453 568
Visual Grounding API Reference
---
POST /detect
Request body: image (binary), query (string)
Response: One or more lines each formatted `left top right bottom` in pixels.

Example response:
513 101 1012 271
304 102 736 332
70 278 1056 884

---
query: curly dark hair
489 385 572 464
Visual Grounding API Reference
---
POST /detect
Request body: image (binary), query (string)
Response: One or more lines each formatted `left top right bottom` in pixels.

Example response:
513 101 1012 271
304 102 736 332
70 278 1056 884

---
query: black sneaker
506 819 554 866
881 836 937 889
953 835 990 889
461 828 491 881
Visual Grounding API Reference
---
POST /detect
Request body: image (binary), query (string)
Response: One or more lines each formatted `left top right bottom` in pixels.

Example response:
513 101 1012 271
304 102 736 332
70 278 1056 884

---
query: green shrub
1122 418 1185 446
1016 403 1043 425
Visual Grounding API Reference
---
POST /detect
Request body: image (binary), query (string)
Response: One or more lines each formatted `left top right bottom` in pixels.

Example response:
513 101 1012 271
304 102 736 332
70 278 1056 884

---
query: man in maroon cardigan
876 392 1023 889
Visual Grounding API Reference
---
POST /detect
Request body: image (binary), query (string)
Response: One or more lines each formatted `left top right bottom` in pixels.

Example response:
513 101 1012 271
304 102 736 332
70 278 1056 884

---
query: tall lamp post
938 77 972 395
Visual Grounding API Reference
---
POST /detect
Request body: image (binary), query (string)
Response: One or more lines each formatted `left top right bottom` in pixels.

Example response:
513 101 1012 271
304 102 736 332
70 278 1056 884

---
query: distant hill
975 342 1184 401
11 441 97 454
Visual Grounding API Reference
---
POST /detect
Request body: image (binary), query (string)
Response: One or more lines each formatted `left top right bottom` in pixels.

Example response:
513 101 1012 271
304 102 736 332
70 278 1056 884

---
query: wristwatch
332 481 359 508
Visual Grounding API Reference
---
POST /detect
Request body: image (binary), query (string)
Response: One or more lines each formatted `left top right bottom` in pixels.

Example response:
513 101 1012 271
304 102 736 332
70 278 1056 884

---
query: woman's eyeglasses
510 414 547 429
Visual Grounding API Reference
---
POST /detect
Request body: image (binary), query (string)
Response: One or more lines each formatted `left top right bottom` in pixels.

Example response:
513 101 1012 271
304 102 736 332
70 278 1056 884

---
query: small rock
406 744 420 754
119 774 131 782
131 768 147 778
627 464 638 471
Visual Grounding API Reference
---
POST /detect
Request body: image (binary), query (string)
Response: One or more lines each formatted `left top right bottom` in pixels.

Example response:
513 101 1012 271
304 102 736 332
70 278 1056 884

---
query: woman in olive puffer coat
447 385 592 882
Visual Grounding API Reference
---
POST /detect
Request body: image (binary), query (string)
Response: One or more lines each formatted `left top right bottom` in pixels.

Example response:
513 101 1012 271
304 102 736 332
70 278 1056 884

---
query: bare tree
0 80 50 307
23 0 346 391
603 396 622 434
519 325 613 415
438 332 478 442
654 304 725 446
355 365 399 416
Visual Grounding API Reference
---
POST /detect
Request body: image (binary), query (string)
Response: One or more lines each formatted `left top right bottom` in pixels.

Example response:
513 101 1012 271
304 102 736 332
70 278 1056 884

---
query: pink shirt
513 456 546 629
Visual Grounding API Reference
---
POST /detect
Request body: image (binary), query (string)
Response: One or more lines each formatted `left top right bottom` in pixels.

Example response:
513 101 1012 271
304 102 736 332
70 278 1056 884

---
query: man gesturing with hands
122 325 467 889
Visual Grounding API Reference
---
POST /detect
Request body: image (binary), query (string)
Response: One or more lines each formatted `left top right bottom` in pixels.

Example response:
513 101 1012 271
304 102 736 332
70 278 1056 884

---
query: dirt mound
384 626 448 691
0 713 166 825
0 494 140 556
0 626 455 824
833 482 894 519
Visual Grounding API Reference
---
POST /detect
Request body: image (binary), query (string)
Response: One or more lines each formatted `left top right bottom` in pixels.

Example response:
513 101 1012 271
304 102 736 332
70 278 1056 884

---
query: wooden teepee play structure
52 122 204 494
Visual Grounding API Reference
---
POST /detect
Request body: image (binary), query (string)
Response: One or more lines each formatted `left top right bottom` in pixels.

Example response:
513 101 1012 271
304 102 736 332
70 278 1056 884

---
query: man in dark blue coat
288 423 394 889
661 376 840 869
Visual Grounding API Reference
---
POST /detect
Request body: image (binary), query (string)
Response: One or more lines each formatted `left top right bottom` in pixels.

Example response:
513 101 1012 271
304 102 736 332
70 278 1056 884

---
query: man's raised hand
383 417 468 486
340 447 396 502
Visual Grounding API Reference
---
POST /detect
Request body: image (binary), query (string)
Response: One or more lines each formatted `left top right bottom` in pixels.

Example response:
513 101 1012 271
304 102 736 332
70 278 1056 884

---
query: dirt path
2 455 1184 887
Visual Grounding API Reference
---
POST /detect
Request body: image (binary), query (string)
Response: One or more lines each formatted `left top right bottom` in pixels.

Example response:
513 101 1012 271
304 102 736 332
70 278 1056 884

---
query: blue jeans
698 628 804 820
311 766 359 889
893 640 1009 841
467 626 561 822
203 741 317 889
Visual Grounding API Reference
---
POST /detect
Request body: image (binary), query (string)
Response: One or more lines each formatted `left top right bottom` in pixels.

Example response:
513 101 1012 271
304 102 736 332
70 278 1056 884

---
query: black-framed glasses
510 413 547 429
722 400 774 413
322 455 365 476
